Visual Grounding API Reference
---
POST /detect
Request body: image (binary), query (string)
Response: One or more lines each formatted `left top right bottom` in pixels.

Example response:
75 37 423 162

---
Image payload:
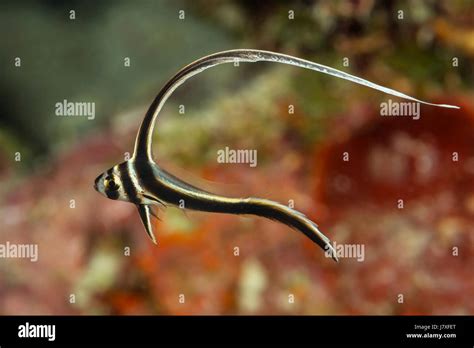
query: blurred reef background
0 0 473 314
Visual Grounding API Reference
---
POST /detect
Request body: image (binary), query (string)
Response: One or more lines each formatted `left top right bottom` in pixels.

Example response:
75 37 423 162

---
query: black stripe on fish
119 162 139 204
105 169 120 200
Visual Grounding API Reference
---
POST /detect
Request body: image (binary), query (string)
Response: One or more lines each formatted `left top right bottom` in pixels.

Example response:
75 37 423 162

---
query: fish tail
242 197 338 261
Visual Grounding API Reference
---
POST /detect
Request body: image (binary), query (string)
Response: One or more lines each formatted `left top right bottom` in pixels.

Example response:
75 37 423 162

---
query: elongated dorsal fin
137 204 158 244
132 49 460 161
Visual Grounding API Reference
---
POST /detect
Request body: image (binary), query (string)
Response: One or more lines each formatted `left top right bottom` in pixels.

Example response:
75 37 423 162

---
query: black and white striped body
94 49 458 262
94 157 336 257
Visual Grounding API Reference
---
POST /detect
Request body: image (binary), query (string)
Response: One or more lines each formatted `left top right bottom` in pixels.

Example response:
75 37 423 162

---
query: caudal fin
245 198 338 262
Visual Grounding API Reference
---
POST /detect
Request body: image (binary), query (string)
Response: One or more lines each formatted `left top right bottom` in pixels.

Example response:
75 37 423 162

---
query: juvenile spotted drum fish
94 49 459 261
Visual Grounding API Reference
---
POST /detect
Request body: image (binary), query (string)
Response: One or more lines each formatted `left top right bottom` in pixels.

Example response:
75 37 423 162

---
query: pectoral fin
137 204 158 244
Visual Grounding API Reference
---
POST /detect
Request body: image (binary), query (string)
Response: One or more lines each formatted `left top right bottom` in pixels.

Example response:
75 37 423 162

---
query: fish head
94 163 128 202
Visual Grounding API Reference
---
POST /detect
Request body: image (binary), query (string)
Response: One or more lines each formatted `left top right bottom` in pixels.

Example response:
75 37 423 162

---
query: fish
94 49 459 262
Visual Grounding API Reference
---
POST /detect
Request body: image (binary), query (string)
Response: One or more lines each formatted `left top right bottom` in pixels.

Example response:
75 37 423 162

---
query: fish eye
104 176 119 191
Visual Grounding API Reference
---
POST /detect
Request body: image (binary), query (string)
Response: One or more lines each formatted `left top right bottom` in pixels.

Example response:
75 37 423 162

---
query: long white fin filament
133 49 460 160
